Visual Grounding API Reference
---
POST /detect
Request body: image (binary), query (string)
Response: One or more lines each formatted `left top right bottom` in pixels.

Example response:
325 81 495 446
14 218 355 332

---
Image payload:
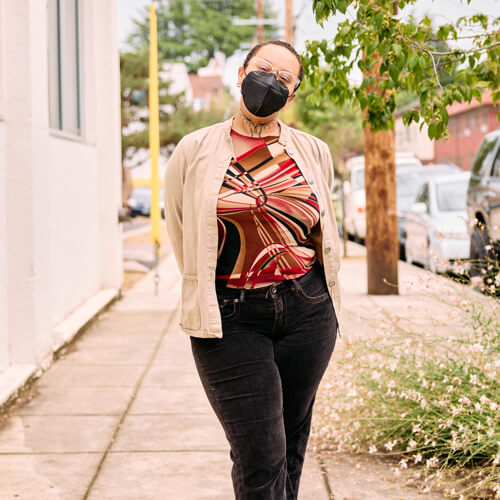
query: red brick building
435 92 499 170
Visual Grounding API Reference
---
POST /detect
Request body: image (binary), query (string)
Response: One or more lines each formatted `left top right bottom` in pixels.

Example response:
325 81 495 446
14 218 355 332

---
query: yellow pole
149 4 161 258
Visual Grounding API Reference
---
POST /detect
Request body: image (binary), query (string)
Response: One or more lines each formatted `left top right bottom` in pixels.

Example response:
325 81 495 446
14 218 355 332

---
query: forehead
253 44 300 76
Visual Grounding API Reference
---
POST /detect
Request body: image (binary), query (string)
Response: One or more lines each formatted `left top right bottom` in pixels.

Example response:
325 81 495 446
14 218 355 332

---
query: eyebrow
254 57 296 75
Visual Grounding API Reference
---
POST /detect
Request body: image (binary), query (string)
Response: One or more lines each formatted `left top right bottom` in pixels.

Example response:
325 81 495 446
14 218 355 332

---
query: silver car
404 172 471 273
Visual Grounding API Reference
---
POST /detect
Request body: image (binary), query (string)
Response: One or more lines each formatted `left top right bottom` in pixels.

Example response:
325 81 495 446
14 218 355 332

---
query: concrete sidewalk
1 242 497 499
0 251 328 500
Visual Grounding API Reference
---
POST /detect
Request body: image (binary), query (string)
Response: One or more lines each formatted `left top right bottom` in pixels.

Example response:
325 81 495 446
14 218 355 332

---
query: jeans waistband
215 261 324 302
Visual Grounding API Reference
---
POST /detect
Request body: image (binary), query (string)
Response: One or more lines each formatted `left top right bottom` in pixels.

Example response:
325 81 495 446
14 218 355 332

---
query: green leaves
304 0 499 141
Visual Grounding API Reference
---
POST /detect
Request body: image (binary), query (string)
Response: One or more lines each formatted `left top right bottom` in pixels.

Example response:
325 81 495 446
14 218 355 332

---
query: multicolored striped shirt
215 129 320 288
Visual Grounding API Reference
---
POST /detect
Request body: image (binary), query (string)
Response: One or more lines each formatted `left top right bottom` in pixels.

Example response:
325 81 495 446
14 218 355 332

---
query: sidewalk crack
82 311 177 499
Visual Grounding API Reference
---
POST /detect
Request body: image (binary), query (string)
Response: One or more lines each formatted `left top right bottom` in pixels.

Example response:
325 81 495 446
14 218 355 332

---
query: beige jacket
164 117 342 338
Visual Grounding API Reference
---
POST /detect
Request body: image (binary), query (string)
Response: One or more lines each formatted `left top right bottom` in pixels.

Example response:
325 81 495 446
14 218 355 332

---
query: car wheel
469 225 490 277
405 241 413 265
424 237 437 273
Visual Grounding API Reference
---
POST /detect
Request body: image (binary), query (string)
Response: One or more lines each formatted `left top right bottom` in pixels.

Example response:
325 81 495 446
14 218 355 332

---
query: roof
188 74 224 99
396 91 496 118
447 91 494 117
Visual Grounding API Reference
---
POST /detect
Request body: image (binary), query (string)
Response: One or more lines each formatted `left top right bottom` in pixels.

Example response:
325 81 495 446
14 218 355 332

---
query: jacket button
287 148 294 155
308 178 315 185
324 247 331 254
320 209 326 217
328 280 336 287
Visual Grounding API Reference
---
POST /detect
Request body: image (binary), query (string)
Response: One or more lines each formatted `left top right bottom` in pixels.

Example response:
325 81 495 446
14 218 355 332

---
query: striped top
215 129 320 288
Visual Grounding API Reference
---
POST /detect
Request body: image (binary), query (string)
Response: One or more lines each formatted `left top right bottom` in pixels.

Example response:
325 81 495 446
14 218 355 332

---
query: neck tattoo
237 110 279 137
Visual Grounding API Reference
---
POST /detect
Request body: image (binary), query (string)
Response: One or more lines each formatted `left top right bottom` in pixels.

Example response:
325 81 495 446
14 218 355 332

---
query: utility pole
256 0 264 43
284 0 294 45
363 0 399 295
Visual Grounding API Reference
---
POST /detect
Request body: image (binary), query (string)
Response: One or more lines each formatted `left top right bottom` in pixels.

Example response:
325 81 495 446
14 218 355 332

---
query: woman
164 40 341 500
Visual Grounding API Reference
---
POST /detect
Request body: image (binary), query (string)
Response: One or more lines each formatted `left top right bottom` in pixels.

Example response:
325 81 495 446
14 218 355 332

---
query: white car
343 153 422 241
404 172 471 273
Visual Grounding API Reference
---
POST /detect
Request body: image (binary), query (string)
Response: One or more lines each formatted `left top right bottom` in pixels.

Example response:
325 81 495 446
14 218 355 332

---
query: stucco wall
1 0 122 369
0 120 7 370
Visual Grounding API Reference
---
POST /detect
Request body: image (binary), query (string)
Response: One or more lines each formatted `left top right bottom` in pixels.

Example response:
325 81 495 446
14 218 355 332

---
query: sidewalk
0 250 328 500
1 242 497 499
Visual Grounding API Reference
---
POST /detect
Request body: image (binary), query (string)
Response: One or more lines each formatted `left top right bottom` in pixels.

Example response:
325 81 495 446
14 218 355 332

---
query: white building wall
0 117 7 369
0 0 8 370
395 116 435 163
0 0 122 372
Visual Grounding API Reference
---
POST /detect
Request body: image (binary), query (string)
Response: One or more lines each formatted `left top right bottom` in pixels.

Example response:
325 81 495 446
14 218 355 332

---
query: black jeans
190 262 338 500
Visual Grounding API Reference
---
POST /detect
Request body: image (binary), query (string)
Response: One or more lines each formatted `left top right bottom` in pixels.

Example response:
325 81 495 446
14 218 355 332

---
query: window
472 137 497 177
492 151 500 178
435 180 468 212
416 183 430 213
48 0 81 135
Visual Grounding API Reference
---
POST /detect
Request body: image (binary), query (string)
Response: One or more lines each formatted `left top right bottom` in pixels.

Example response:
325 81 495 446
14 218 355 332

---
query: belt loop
239 289 246 303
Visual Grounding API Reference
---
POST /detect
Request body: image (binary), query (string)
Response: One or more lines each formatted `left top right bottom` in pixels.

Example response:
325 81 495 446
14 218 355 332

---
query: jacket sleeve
164 139 186 275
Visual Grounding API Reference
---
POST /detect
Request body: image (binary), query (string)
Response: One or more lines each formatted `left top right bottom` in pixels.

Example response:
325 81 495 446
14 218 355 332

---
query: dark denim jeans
190 262 338 500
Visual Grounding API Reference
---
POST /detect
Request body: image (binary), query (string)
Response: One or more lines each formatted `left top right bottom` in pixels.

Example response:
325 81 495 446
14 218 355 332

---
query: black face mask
241 71 290 117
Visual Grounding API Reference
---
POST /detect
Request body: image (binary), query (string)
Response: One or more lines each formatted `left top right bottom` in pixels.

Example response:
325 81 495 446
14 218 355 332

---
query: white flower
399 458 408 469
407 439 417 450
385 440 397 451
368 445 377 454
414 453 423 463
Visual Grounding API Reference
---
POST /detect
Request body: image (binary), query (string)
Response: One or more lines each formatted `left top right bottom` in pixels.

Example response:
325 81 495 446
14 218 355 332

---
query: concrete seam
81 300 180 500
316 453 335 500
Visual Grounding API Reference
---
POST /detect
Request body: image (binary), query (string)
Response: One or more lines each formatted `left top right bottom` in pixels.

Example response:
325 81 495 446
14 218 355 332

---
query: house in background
0 0 122 403
435 92 499 170
124 56 227 189
395 104 435 164
188 56 226 111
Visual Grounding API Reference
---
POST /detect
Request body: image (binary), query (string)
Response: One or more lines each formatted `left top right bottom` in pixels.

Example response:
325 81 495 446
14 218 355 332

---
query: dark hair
243 40 304 90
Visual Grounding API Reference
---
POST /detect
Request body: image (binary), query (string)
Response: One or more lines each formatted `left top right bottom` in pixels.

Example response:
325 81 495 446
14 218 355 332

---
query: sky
118 0 500 92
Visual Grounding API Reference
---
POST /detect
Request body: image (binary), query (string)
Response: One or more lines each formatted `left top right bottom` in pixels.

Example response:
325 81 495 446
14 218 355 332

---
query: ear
287 92 296 103
237 66 245 87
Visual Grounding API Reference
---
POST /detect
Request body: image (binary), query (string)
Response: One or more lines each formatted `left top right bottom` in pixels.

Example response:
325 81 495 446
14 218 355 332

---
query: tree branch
410 40 500 57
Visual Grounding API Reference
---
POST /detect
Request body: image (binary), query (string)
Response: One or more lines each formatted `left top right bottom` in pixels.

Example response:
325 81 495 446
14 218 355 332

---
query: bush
312 303 500 498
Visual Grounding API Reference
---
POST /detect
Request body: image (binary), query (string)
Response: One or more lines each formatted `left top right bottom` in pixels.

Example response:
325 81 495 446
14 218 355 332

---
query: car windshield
353 169 364 190
435 180 468 212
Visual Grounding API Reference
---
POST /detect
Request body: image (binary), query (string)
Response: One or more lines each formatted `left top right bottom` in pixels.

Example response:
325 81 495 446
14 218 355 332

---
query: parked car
397 164 462 259
466 128 500 276
405 171 471 273
343 153 423 242
331 178 344 235
128 187 165 219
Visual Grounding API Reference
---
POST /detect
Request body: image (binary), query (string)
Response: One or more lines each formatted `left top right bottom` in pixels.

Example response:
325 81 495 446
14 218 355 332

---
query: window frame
48 0 83 138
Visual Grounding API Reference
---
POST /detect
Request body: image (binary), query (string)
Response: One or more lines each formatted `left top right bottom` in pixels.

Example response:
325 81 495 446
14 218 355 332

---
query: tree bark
363 57 399 295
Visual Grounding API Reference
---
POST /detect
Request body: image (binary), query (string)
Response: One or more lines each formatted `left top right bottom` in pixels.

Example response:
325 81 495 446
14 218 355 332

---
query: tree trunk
284 0 294 45
363 57 399 295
